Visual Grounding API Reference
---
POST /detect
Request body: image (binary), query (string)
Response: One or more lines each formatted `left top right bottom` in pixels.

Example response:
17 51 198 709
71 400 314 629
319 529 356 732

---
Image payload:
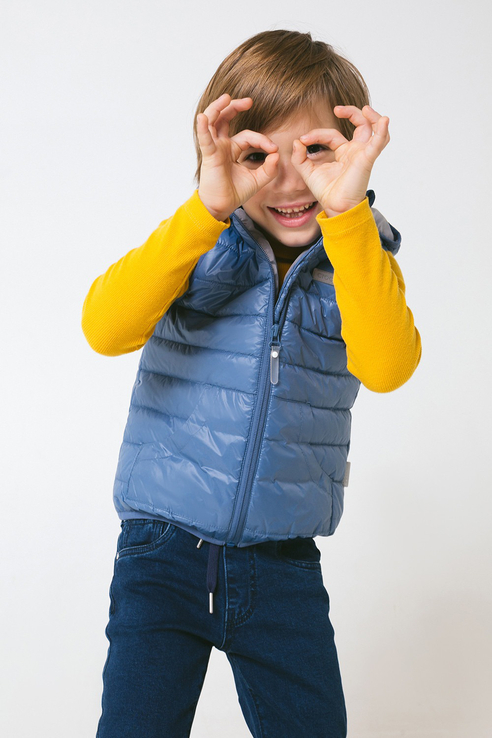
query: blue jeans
96 519 347 737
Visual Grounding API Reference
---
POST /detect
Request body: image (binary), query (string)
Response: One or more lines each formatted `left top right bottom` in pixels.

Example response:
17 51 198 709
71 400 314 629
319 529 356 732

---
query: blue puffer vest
112 190 401 611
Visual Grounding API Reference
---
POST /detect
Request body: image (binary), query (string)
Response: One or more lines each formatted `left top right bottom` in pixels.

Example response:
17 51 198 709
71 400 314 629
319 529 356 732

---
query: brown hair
192 29 371 185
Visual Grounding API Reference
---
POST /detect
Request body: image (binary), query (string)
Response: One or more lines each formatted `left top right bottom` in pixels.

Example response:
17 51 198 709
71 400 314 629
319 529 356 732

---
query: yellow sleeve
81 190 230 356
316 197 422 393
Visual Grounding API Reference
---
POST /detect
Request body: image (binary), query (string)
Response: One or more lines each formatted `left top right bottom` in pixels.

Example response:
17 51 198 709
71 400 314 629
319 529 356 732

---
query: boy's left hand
291 105 390 217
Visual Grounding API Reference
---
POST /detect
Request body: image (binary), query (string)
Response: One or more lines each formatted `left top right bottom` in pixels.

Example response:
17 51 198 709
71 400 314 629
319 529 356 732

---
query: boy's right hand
197 94 279 222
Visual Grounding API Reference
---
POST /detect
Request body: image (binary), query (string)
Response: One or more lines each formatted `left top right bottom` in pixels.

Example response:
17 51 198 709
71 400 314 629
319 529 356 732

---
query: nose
272 154 308 195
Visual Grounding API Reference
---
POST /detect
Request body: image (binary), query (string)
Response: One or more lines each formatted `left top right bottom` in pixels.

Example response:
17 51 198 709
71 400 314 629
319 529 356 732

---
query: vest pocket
276 537 322 569
115 519 176 560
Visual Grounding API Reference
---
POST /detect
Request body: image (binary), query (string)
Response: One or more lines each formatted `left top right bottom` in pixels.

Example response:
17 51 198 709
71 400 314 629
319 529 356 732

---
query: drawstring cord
197 538 221 614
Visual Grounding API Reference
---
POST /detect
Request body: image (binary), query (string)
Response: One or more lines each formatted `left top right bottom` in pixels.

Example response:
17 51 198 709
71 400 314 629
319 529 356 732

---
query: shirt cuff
315 197 374 236
183 189 231 236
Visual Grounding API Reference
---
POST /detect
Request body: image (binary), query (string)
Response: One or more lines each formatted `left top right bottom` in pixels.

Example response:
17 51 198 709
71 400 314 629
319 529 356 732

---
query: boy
84 29 421 738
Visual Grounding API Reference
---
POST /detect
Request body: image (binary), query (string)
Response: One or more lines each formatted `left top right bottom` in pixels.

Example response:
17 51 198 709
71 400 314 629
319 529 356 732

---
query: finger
203 96 253 134
251 152 279 189
211 97 253 123
363 116 391 162
214 98 254 137
333 105 377 142
335 104 387 135
363 111 390 140
298 128 349 150
333 105 373 126
196 113 217 158
201 94 235 136
230 129 278 156
201 93 232 125
291 138 317 169
361 105 383 120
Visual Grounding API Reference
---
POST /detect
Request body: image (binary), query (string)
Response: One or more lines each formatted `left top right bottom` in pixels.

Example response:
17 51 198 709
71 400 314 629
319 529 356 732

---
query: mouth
267 201 318 227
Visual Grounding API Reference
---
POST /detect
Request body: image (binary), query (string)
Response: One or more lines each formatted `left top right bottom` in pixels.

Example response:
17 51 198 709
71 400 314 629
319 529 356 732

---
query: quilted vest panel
112 190 401 547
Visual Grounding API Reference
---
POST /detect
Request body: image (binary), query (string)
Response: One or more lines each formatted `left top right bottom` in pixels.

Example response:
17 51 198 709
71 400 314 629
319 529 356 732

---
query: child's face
238 102 339 250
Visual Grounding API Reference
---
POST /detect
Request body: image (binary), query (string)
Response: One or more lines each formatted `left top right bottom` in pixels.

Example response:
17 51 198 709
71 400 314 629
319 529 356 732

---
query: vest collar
231 206 327 292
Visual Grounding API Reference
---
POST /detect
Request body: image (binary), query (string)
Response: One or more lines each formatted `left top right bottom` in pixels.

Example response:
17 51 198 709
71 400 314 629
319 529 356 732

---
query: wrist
322 208 347 218
197 191 229 223
320 198 366 219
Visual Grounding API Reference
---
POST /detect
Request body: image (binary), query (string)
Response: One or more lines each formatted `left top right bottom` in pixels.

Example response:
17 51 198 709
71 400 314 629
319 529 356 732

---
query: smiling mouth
268 202 317 218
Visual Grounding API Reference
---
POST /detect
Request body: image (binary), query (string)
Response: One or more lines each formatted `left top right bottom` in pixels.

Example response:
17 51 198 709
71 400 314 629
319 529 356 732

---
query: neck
253 224 318 261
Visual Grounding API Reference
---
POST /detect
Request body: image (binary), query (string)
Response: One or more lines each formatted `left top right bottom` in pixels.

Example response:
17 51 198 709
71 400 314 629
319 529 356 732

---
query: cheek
243 193 265 214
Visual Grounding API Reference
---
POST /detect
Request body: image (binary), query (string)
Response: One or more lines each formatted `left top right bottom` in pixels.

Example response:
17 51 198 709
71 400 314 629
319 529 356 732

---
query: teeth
273 202 315 215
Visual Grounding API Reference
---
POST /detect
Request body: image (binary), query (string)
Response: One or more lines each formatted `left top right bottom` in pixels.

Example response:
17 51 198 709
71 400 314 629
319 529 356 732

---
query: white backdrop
2 1 491 736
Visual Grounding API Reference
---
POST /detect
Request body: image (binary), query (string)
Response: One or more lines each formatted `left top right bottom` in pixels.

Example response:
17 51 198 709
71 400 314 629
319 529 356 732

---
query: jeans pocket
276 537 322 569
115 519 176 560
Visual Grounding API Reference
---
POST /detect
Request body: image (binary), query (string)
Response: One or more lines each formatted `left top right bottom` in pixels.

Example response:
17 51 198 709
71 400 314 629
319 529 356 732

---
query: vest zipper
269 245 322 384
228 254 275 545
269 323 281 385
228 214 324 545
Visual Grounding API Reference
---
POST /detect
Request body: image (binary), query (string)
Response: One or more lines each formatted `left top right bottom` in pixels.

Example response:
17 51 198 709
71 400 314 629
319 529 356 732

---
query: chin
278 230 319 248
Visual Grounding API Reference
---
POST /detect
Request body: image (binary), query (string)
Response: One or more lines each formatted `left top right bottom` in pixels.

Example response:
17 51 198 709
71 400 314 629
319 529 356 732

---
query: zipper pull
270 346 280 385
270 324 281 385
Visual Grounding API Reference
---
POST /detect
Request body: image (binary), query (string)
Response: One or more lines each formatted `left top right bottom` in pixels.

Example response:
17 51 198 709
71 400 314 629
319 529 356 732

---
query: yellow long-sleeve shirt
81 190 421 392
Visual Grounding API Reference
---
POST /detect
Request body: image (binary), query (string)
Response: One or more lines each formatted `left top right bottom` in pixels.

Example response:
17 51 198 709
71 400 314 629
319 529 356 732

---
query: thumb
290 140 309 175
252 152 279 190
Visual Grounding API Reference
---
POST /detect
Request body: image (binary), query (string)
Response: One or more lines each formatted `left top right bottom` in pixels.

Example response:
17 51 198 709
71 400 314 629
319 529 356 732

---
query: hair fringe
192 30 371 185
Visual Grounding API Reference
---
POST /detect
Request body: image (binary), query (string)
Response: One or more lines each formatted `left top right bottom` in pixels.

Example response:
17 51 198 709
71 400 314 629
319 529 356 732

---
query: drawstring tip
200 540 219 615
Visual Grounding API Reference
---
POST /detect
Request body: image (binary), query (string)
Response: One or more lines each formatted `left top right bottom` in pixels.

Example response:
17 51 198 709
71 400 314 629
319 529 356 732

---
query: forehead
262 101 338 137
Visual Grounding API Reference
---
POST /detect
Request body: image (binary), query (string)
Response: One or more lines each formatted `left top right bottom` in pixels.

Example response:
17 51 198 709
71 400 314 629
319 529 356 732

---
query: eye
242 144 328 165
306 144 327 155
244 151 266 163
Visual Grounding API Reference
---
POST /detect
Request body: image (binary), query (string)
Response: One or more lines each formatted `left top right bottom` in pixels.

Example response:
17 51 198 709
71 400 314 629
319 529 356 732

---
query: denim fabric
96 519 347 738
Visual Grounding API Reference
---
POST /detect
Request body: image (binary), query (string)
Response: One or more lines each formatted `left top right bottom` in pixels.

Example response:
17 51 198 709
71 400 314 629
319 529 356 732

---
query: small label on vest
312 268 334 285
343 461 351 487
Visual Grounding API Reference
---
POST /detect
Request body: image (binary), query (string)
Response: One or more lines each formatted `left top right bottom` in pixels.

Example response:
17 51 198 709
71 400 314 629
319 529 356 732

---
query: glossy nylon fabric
112 189 401 549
